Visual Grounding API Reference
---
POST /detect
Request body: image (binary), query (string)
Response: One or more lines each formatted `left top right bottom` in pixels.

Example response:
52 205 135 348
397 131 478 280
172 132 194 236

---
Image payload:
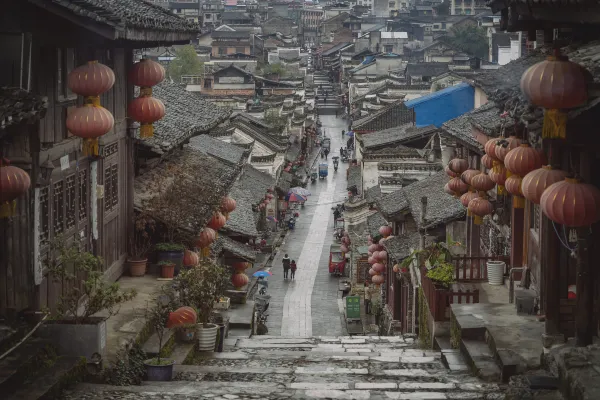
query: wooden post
576 228 593 346
542 214 561 335
511 207 525 269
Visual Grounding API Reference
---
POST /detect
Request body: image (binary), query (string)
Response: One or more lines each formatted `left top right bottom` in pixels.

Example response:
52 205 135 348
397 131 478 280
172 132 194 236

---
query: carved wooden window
65 174 76 230
104 164 119 212
79 169 88 221
39 187 49 246
57 48 77 101
532 204 540 233
52 181 64 234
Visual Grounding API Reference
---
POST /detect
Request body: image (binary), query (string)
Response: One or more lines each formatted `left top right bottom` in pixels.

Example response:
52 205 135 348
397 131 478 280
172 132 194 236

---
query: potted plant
158 260 176 279
175 323 197 343
128 213 156 277
40 235 137 360
174 261 228 351
144 288 176 381
155 243 186 275
402 241 462 289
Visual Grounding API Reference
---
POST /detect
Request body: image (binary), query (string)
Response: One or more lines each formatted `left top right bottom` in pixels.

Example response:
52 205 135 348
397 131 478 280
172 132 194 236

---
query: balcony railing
452 255 510 282
420 266 479 322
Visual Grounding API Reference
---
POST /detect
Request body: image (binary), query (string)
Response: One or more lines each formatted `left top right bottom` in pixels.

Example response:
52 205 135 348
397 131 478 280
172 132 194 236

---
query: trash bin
215 324 226 352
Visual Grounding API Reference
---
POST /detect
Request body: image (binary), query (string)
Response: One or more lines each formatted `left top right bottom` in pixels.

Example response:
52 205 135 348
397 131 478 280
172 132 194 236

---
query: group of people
282 254 297 280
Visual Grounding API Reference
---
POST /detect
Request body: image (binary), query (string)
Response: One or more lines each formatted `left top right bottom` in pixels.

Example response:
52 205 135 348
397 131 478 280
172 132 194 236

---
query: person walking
282 254 291 280
341 130 345 138
324 148 329 159
290 260 297 280
364 283 372 314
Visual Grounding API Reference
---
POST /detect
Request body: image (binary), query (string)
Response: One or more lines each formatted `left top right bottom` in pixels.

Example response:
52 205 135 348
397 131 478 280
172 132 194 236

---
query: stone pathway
65 335 506 399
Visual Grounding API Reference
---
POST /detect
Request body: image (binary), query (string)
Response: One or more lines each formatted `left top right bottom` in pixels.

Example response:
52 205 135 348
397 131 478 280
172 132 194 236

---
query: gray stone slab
385 392 447 399
304 389 371 399
295 366 369 375
370 356 401 363
355 382 397 389
378 369 431 377
290 383 350 390
341 338 367 344
400 356 436 363
331 355 370 361
397 382 455 390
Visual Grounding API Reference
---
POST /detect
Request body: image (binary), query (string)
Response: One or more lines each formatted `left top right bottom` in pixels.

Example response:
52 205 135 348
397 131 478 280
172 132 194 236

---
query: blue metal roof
404 83 474 128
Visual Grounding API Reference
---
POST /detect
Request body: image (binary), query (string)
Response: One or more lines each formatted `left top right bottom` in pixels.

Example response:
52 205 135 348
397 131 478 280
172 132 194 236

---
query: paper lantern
481 154 494 170
485 138 500 161
505 175 525 208
67 61 115 100
66 103 114 156
444 183 455 196
367 256 376 265
520 50 589 139
372 263 385 273
449 158 469 174
445 165 458 178
392 264 400 273
166 306 197 328
208 211 227 232
461 169 481 186
0 162 31 218
489 164 508 195
494 136 522 162
371 251 380 262
540 178 600 227
232 261 250 272
128 95 166 139
129 59 166 89
183 250 199 267
231 272 249 289
340 245 349 253
448 177 468 195
195 227 216 257
368 268 377 276
504 144 544 177
220 196 237 218
372 275 384 285
468 197 494 225
460 191 479 216
471 173 495 193
522 166 568 205
379 225 392 238
377 250 388 262
368 244 379 253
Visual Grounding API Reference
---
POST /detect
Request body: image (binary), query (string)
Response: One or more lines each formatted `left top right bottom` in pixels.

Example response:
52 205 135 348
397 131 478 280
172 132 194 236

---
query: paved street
267 114 350 337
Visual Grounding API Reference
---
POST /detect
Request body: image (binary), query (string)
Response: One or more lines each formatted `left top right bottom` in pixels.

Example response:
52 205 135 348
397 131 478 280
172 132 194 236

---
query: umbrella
267 216 278 222
346 131 355 137
253 271 273 277
289 187 311 196
288 193 307 203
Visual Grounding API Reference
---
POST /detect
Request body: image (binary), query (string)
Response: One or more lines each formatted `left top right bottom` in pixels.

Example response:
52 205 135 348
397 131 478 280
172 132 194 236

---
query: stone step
0 338 53 394
461 339 501 382
441 349 470 372
141 328 175 358
7 356 83 400
171 341 196 365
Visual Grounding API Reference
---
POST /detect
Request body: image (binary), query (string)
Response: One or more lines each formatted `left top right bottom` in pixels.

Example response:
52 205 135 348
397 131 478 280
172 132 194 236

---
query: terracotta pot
161 263 175 279
128 259 147 277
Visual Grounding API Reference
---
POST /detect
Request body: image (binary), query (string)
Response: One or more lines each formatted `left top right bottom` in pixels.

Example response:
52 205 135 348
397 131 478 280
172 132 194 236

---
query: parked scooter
288 218 296 230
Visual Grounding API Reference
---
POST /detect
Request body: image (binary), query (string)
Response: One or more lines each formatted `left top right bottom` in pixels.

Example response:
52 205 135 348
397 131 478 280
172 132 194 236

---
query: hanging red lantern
340 245 349 253
379 225 392 238
460 191 479 216
368 268 377 276
449 158 469 175
372 251 380 261
183 250 199 267
520 50 590 139
504 144 544 177
485 138 500 161
128 95 166 139
220 196 237 218
373 263 385 273
540 178 600 227
266 193 274 200
368 244 378 253
494 136 522 162
65 103 114 156
372 275 384 285
489 164 508 195
129 59 166 88
471 173 495 193
208 211 227 232
481 154 494 170
522 166 568 205
367 256 376 265
444 183 455 196
231 272 249 289
0 161 31 218
505 175 525 208
232 261 250 272
445 165 458 178
392 264 400 273
468 197 494 225
67 61 115 101
195 227 216 257
448 177 468 195
461 169 481 186
166 306 197 328
377 250 388 261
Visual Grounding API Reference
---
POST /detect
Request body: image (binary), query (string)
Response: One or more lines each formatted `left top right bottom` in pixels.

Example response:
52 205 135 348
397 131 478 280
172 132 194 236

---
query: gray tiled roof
364 185 382 204
377 189 409 219
223 186 259 237
383 232 421 261
0 87 47 131
365 145 422 158
217 235 258 262
236 165 276 204
406 63 449 77
137 82 232 155
134 147 242 233
367 212 388 239
188 135 248 165
47 0 199 34
441 112 483 152
360 124 438 150
465 101 510 137
347 165 362 193
276 171 293 194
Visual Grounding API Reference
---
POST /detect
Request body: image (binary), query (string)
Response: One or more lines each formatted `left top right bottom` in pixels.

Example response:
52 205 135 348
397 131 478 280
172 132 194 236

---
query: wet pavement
266 114 350 337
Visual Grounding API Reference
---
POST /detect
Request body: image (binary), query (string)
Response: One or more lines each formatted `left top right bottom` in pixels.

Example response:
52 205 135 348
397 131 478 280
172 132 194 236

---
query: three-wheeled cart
329 244 346 276
322 137 331 152
318 163 328 179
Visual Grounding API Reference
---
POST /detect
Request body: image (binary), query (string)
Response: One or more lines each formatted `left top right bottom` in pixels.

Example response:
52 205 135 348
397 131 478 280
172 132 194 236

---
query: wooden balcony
420 266 479 322
452 256 510 282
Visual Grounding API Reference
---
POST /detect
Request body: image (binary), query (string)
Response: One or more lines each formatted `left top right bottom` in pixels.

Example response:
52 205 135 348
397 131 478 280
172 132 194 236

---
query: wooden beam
511 206 525 269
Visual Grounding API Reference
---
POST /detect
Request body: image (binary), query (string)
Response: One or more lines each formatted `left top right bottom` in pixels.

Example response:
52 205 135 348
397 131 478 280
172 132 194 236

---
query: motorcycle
333 156 339 172
288 218 296 230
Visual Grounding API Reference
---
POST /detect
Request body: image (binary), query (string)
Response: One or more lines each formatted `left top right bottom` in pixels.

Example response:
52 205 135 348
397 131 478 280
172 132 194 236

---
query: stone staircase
314 72 341 115
63 335 506 399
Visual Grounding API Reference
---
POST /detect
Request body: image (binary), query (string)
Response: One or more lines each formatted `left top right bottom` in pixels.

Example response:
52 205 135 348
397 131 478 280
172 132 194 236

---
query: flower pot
176 326 197 343
38 317 107 361
128 258 147 277
157 249 184 275
144 358 174 381
197 323 218 352
161 264 175 279
487 260 505 286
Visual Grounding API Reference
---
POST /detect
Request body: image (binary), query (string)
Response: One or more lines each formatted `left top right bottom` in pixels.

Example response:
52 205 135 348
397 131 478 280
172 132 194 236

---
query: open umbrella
267 216 278 222
346 131 355 137
289 187 311 196
288 193 307 203
253 271 273 277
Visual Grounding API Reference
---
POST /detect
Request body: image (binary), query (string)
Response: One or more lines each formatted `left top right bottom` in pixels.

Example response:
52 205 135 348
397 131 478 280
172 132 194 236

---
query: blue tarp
362 55 375 65
404 83 475 128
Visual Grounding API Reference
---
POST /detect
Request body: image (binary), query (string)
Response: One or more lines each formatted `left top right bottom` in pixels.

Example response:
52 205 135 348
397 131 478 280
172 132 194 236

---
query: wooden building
0 0 198 318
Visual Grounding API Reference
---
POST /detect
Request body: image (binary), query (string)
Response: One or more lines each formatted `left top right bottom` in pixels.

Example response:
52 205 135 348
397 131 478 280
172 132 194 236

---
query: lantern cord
552 221 577 252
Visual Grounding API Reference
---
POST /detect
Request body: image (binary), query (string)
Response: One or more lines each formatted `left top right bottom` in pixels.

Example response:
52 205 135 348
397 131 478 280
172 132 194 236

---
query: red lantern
505 175 525 208
489 164 508 195
368 244 378 253
220 196 237 218
0 161 31 218
522 166 568 205
504 144 544 177
231 272 249 289
266 193 274 200
65 103 114 156
371 252 379 262
341 245 349 253
468 197 494 225
208 211 227 232
128 96 166 139
392 264 400 273
540 178 600 227
368 268 377 276
166 306 197 328
372 275 384 285
67 61 115 100
449 158 468 174
373 263 385 273
444 183 455 196
183 250 199 267
445 165 458 178
448 177 468 195
520 50 589 139
232 261 250 272
377 250 388 262
461 169 481 186
471 173 495 193
481 154 494 170
195 227 216 257
494 136 522 162
129 59 166 88
485 138 500 161
379 225 392 238
460 191 479 210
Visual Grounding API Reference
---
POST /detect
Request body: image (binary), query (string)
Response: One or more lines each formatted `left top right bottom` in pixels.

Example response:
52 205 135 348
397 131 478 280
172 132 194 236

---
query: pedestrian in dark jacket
324 148 329 159
290 260 297 280
282 254 291 280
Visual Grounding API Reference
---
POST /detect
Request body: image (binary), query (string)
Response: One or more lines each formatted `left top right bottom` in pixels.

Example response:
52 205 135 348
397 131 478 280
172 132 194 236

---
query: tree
259 63 287 77
264 109 288 133
167 45 204 83
447 24 489 60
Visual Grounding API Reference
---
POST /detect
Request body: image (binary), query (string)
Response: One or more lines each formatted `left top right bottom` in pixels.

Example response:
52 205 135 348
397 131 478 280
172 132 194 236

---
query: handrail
0 314 48 361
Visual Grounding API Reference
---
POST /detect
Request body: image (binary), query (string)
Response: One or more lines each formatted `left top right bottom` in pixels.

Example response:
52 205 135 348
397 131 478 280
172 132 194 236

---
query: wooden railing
452 256 510 282
420 266 480 322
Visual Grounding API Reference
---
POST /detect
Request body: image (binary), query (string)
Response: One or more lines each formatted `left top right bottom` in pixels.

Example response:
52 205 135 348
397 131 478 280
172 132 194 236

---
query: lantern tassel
140 124 154 139
0 201 16 219
474 215 483 225
543 109 567 139
498 185 506 195
224 212 229 220
82 138 99 156
467 209 472 217
201 247 210 258
513 196 525 209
